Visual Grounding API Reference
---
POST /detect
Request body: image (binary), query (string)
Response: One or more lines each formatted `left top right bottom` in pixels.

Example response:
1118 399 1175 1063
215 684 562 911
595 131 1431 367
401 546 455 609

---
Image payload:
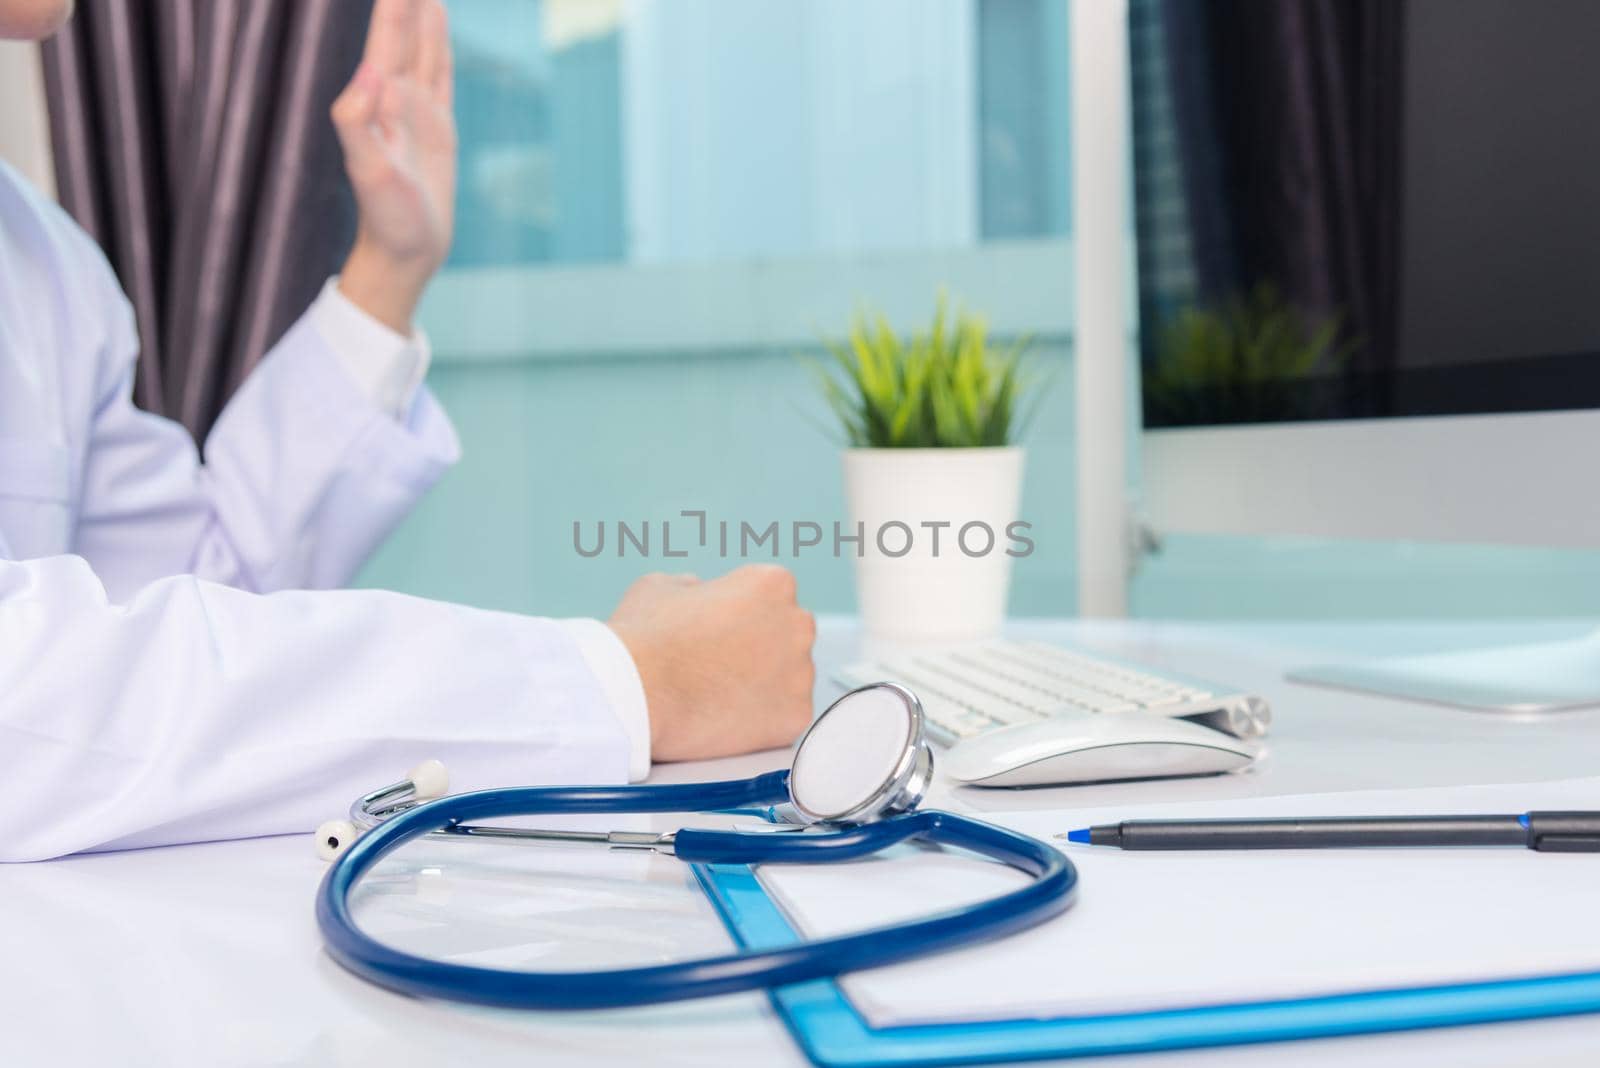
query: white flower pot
842 447 1026 646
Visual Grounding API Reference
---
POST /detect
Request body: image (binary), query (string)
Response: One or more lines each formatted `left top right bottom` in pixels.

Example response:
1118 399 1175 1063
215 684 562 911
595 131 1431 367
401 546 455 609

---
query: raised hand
330 0 456 334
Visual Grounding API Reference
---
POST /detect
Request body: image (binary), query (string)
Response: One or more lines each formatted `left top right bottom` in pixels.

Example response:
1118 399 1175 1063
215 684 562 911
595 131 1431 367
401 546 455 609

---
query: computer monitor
1128 0 1600 712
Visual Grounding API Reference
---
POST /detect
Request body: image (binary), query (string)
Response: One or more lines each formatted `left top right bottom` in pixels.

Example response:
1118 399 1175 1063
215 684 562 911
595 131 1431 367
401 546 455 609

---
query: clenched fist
607 566 817 762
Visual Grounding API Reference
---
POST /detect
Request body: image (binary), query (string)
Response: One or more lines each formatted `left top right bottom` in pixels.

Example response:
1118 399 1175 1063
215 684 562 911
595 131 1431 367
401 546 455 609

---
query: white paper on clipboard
756 776 1600 1028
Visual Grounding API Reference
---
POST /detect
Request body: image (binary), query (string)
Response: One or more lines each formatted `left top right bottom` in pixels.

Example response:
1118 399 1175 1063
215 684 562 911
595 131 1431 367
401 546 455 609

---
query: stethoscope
315 683 1079 1010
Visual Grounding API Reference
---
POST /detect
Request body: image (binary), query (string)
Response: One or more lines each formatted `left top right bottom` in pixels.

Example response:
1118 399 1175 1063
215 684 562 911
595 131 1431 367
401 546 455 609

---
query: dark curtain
40 0 372 441
1138 0 1406 378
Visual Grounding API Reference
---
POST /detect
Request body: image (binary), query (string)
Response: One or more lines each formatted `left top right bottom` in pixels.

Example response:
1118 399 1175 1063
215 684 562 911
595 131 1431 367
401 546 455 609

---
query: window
363 1 1077 617
447 0 1071 268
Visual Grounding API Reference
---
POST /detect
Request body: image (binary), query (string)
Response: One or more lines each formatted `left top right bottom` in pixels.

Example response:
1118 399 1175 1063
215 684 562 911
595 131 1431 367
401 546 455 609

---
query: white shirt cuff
310 277 432 419
558 618 652 782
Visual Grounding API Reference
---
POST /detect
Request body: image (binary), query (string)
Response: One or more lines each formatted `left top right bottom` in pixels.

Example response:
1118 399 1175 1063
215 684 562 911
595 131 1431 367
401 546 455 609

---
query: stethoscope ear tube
317 781 1077 1010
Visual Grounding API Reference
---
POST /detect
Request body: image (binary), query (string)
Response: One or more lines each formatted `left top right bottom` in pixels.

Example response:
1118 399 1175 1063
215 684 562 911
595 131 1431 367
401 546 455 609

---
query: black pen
1062 811 1600 852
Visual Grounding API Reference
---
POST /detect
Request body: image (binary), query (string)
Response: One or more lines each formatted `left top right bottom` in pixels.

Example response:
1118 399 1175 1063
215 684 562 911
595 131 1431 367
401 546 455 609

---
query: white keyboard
836 639 1270 745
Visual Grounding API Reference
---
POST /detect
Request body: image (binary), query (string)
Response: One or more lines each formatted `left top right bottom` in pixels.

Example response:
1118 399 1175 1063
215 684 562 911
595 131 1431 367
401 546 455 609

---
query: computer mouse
941 715 1260 788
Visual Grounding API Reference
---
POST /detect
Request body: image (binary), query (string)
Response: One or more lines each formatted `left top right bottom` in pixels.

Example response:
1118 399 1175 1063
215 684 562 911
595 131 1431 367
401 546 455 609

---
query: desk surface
8 618 1600 1068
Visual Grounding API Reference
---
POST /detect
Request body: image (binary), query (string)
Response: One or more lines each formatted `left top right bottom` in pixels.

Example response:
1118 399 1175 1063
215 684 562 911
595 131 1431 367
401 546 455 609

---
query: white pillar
1069 0 1132 617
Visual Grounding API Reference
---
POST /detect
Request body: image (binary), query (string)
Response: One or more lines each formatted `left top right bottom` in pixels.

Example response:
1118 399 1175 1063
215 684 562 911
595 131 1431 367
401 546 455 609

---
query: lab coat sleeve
310 279 433 419
0 554 634 862
559 618 653 781
71 292 460 602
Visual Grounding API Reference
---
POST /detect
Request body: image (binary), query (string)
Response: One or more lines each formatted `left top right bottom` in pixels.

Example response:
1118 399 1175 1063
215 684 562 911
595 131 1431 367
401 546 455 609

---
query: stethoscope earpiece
316 819 359 862
316 758 451 860
407 759 450 800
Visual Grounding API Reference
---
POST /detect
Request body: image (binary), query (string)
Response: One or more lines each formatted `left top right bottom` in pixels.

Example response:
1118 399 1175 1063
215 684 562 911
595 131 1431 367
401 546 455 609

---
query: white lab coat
0 163 643 862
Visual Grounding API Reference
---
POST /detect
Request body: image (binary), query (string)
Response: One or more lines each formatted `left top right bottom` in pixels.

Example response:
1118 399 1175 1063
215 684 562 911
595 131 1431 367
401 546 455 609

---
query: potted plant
812 296 1038 646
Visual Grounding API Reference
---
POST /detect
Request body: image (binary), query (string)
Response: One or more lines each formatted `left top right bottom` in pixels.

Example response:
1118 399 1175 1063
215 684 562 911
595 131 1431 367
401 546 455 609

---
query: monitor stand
1288 630 1600 715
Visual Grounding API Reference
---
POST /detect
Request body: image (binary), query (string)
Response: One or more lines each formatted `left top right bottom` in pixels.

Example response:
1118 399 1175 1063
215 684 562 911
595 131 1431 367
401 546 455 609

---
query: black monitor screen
1132 0 1600 428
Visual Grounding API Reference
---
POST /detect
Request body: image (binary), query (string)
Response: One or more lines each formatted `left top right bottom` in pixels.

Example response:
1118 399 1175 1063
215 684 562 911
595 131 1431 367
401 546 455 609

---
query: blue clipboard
691 863 1600 1066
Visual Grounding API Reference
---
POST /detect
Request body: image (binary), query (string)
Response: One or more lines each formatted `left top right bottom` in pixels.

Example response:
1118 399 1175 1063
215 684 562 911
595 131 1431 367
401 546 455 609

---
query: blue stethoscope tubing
317 769 1078 1010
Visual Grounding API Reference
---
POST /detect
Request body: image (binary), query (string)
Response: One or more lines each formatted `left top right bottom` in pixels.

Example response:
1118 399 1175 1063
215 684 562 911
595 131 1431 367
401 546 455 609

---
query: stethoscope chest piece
789 682 933 825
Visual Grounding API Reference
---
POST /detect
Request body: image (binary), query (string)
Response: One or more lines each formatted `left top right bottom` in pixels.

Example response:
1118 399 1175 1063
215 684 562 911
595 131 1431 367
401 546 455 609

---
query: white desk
7 618 1600 1067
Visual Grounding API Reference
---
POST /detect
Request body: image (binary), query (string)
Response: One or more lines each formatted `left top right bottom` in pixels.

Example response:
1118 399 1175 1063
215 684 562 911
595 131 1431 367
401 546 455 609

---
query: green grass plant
811 295 1037 448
